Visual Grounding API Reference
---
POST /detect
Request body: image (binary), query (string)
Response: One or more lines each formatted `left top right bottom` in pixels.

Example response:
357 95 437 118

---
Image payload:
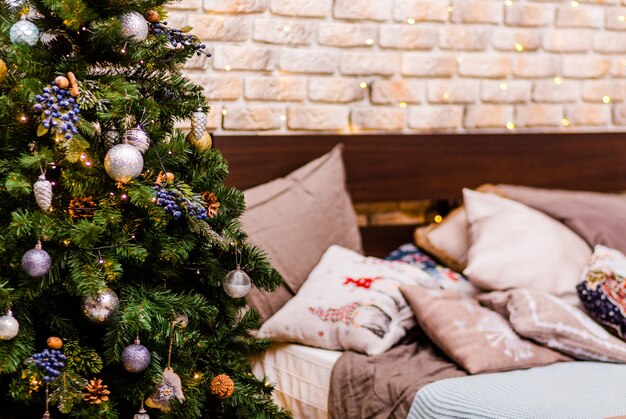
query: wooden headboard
215 132 626 256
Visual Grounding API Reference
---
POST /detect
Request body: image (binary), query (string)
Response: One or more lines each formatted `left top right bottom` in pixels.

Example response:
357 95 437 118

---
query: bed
217 132 626 419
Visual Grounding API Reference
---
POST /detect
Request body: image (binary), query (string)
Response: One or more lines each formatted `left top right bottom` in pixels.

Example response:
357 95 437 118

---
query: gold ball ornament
0 59 7 84
47 336 63 349
210 374 234 399
145 10 161 23
54 76 69 89
186 131 212 151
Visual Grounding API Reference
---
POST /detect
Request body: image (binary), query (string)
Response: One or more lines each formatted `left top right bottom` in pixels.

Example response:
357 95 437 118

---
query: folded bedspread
328 327 466 419
409 361 626 419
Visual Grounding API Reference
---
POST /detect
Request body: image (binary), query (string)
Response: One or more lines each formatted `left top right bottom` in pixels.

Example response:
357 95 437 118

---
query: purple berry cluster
154 186 209 221
150 22 210 56
31 349 67 383
34 81 80 141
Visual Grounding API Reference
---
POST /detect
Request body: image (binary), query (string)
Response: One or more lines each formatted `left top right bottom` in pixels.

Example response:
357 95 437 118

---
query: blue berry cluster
151 22 210 56
154 186 209 220
31 349 67 383
34 80 80 141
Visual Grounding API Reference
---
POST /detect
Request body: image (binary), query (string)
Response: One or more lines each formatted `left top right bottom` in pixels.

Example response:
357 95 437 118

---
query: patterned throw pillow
386 243 478 296
577 245 626 339
400 285 571 374
258 246 437 355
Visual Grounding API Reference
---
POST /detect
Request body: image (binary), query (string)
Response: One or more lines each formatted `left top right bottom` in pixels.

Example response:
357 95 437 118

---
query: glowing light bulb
399 102 408 109
282 26 290 32
442 91 451 100
280 114 287 121
603 95 612 104
121 194 127 200
506 121 516 130
224 65 231 71
500 83 508 91
406 18 416 25
504 0 513 5
80 153 87 160
99 259 104 264
562 118 571 127
222 109 228 116
360 81 368 89
20 115 27 123
447 5 454 13
121 48 126 54
434 215 443 223
571 0 579 7
85 161 92 167
619 15 625 22
365 38 374 45
456 56 463 64
554 76 562 85
515 43 524 52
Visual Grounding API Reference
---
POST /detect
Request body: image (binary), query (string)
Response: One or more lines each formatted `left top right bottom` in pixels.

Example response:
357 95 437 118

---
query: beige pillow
243 145 363 321
507 289 626 363
401 285 570 374
414 184 503 272
463 189 591 302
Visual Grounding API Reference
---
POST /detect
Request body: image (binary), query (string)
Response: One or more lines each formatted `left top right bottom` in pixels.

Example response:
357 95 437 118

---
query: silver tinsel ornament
21 241 52 278
122 126 150 154
122 338 151 373
104 127 119 149
191 108 207 140
120 12 149 42
33 174 53 211
10 19 39 46
223 267 252 299
81 288 119 324
104 143 144 183
0 309 19 340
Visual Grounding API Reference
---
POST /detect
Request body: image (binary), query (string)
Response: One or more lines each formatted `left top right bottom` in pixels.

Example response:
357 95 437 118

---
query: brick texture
170 0 626 134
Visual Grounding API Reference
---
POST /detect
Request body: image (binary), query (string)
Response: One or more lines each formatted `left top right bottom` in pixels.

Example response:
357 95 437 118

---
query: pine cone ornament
33 174 53 211
104 127 119 149
68 196 97 219
210 374 234 399
201 192 220 218
191 107 207 140
84 378 111 405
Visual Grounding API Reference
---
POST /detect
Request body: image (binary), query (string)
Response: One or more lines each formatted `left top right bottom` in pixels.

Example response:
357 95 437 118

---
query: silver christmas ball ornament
0 309 19 340
122 126 150 154
104 127 119 149
122 338 151 373
82 288 119 324
10 19 39 46
21 241 52 278
104 143 144 183
120 12 149 42
223 267 252 299
33 174 53 211
5 0 24 9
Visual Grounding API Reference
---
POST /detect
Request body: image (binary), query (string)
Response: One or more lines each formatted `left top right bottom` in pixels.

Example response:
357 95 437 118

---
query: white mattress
251 343 343 419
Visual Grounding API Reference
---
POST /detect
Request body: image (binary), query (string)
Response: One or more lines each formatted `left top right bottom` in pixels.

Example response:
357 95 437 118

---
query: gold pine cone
84 378 111 405
200 192 220 218
68 196 97 219
210 374 234 399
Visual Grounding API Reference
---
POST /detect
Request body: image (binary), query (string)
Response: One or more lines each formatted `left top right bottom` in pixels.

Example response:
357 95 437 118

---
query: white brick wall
172 0 626 134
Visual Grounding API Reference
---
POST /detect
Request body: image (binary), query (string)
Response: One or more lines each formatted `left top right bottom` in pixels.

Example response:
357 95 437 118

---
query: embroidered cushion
258 246 436 355
385 243 478 297
401 285 571 374
577 245 626 339
481 288 626 362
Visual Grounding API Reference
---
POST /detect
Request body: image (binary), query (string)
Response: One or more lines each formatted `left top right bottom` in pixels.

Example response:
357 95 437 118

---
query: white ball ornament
104 143 144 183
121 338 151 373
223 267 252 299
21 241 52 278
10 19 39 46
81 288 119 324
0 309 19 340
120 12 149 42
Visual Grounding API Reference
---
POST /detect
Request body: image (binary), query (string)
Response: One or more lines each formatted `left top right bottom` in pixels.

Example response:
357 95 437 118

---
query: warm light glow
280 114 287 121
619 15 626 22
121 194 127 200
99 259 104 264
562 118 571 127
456 56 463 64
50 181 56 186
360 81 368 89
622 58 626 66
80 153 87 160
20 115 27 123
139 60 145 65
434 215 443 223
282 26 290 32
515 43 524 52
193 372 203 380
554 76 562 85
504 0 513 5
121 48 126 54
224 65 231 71
500 83 508 91
222 109 228 116
571 0 579 6
447 5 454 13
365 38 374 45
110 192 115 196
85 161 92 167
506 121 516 130
406 18 416 25
399 102 408 109
442 91 451 100
603 95 612 104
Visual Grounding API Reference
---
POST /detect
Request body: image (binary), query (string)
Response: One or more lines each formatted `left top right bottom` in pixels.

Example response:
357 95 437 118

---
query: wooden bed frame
216 132 626 256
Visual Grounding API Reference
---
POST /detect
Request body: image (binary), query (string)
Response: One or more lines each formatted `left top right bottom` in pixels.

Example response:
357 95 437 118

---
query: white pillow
258 245 437 355
463 189 591 303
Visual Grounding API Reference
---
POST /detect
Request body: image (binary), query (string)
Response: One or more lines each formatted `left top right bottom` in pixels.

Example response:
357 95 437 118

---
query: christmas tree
0 1 287 417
